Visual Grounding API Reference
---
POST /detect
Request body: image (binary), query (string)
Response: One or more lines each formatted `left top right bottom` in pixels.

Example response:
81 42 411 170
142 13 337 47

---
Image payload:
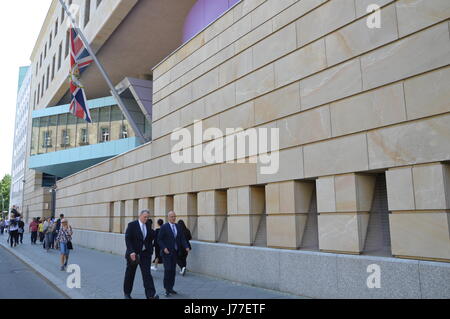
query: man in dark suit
123 210 159 299
158 211 190 297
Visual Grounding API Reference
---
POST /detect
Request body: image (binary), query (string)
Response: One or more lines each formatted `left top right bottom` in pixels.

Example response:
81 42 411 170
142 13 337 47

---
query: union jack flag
69 27 94 123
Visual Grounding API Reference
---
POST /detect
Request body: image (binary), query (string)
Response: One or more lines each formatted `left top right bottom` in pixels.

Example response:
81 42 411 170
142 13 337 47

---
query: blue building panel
28 137 141 178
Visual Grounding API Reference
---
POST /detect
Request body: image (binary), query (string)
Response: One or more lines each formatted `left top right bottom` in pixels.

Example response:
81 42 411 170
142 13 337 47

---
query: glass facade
30 104 140 156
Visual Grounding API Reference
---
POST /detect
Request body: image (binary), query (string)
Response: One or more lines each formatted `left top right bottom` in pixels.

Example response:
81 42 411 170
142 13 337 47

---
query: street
0 245 65 299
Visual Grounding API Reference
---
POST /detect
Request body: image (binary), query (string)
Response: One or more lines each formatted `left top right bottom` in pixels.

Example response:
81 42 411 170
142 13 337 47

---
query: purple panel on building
183 0 240 43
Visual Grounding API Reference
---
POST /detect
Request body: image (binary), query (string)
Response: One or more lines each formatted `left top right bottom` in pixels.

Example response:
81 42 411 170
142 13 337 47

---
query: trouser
177 253 188 270
18 232 23 243
0 227 4 234
31 231 38 244
162 251 178 291
9 230 18 247
44 233 52 250
123 251 156 298
39 232 44 242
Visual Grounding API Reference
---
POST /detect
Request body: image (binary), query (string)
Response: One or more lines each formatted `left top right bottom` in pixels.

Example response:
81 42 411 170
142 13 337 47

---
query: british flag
69 27 94 123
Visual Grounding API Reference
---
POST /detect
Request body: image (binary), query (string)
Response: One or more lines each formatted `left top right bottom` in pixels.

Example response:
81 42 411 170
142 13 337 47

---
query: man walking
123 210 159 299
29 218 39 244
158 211 190 297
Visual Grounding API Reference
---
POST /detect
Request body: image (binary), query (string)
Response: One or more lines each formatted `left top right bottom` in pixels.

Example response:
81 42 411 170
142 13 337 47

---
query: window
46 66 50 89
44 43 47 58
58 42 63 70
80 128 88 145
84 0 91 27
42 131 52 148
49 32 52 49
65 30 70 58
61 129 70 146
40 53 42 68
100 127 110 143
51 55 56 80
55 19 58 36
36 63 38 76
120 125 128 139
97 0 102 8
61 6 65 23
41 76 44 97
37 84 40 104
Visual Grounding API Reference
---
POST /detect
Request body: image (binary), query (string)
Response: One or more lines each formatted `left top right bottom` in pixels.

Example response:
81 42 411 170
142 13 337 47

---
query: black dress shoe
168 289 178 294
124 294 132 299
148 294 159 299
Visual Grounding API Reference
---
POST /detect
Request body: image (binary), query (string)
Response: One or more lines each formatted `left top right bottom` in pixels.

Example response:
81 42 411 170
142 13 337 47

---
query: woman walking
56 219 73 271
43 217 52 251
177 220 192 276
151 219 164 271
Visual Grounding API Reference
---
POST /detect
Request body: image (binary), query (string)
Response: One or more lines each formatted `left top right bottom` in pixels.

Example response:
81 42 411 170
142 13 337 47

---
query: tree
0 174 11 218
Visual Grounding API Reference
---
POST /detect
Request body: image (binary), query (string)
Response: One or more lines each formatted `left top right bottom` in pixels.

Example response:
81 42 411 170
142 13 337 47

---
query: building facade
27 0 450 298
10 66 32 213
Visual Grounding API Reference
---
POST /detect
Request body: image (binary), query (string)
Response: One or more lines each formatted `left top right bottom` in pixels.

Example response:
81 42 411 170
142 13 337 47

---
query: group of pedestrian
1 206 25 248
2 209 73 272
123 210 192 299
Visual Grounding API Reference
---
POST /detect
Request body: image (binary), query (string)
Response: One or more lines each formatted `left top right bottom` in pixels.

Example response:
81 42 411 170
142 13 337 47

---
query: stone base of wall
72 229 450 299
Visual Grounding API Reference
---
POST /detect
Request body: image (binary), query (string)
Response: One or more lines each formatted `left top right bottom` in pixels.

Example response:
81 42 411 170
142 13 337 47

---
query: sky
0 0 53 178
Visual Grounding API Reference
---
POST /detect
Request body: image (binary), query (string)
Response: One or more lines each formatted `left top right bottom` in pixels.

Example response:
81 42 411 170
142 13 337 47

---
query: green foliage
0 174 11 214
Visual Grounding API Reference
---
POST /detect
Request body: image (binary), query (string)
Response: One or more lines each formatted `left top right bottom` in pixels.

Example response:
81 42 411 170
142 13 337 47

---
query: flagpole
59 0 147 143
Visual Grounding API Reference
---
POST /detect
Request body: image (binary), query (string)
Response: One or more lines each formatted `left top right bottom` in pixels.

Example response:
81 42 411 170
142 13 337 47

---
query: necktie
141 223 146 250
171 224 178 250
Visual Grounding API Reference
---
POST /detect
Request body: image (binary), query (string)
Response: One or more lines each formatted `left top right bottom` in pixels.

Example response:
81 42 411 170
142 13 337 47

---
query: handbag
67 241 73 250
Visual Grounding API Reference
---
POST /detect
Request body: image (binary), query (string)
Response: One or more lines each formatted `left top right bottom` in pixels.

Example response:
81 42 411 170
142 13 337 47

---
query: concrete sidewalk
0 232 302 299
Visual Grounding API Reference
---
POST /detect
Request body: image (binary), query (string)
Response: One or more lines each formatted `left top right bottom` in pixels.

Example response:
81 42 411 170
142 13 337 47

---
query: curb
0 241 85 299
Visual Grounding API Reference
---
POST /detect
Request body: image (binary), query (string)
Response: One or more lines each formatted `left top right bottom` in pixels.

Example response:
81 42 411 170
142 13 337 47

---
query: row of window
30 105 139 156
34 0 103 108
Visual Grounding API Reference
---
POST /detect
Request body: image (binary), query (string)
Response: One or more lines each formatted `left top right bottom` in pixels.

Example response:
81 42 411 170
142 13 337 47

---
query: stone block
236 64 275 104
296 0 356 47
277 105 331 148
316 176 336 213
197 215 226 242
204 82 236 117
413 163 450 210
300 59 362 110
266 181 315 214
235 20 272 53
257 146 304 184
274 39 327 88
154 196 174 218
304 133 369 178
389 212 450 260
318 213 370 253
138 198 154 215
227 186 265 215
330 83 406 136
266 214 308 249
197 190 227 216
368 114 450 169
124 199 138 218
192 165 222 192
192 68 219 101
252 23 297 69
354 0 394 18
325 4 398 66
396 0 450 37
273 0 326 31
361 22 450 90
404 66 450 120
254 82 301 126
